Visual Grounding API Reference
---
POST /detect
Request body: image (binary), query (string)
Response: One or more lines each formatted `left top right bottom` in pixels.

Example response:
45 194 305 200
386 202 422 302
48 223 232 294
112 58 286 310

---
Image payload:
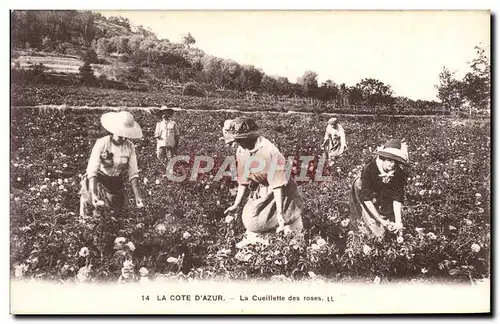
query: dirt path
11 105 466 119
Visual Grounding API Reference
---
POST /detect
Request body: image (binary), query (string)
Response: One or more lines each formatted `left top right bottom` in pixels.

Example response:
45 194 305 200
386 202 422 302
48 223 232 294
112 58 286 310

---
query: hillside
10 10 490 116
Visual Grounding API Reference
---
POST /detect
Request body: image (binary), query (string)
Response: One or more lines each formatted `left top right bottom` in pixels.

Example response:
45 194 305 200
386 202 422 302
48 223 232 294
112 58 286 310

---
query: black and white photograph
9 9 491 315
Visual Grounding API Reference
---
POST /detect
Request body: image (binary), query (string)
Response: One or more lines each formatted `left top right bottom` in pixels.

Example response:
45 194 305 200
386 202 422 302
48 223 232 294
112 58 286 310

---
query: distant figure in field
349 139 409 239
155 107 180 176
79 111 145 217
321 118 347 167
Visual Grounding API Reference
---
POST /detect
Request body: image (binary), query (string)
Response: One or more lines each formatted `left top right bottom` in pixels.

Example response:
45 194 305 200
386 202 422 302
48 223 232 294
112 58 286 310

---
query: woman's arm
225 184 249 213
273 186 285 228
130 178 143 206
363 200 389 227
393 200 403 230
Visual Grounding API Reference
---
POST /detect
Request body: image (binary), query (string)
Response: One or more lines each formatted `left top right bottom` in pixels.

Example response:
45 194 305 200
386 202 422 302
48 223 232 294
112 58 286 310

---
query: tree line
11 10 489 114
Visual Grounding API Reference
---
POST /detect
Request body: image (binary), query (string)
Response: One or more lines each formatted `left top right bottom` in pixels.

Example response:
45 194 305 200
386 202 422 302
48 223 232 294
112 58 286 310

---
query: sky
97 10 490 101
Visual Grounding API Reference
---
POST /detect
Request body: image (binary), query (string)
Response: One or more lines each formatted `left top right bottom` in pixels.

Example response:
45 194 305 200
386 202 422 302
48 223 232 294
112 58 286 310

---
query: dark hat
376 139 409 165
156 107 175 117
221 116 261 144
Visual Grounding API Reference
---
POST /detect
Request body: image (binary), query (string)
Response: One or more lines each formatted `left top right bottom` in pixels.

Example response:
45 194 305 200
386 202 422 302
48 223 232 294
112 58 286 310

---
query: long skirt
79 173 128 216
241 179 303 234
349 177 394 239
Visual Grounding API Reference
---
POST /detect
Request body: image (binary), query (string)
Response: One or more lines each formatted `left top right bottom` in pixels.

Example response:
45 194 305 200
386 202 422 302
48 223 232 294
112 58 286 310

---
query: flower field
10 107 490 284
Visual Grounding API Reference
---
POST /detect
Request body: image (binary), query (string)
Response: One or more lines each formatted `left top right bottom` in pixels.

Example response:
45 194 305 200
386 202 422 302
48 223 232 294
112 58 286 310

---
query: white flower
205 185 210 189
14 264 28 278
471 243 481 253
77 265 92 283
475 193 482 198
143 178 148 184
415 227 425 233
396 236 404 244
362 244 372 255
43 198 49 204
167 257 179 264
155 223 167 234
308 271 316 278
139 267 149 277
427 232 437 240
126 241 136 252
59 185 65 190
114 237 127 250
182 231 191 239
63 163 68 168
57 179 63 185
63 178 69 183
465 219 473 226
16 177 22 182
340 219 350 227
225 215 234 224
317 238 327 247
122 260 134 269
373 276 381 284
79 247 90 257
311 243 319 251
449 225 457 231
155 179 160 185
44 177 50 182
421 268 428 274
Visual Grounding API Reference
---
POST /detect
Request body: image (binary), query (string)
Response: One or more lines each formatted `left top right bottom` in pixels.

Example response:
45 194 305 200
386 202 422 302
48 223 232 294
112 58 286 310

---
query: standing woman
223 117 303 248
349 139 409 239
321 117 347 167
80 110 145 217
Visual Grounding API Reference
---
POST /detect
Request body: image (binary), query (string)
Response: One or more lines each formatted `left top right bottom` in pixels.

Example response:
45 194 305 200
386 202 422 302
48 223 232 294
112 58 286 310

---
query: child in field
154 107 180 176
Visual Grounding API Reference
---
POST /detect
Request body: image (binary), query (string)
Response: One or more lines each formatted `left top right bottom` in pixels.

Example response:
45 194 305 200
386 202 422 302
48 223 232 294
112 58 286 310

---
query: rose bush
10 108 490 284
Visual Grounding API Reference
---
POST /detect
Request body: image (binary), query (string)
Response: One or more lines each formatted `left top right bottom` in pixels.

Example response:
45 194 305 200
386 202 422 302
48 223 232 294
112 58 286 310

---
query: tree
356 78 394 108
435 67 465 112
297 71 318 92
183 32 196 47
462 45 490 111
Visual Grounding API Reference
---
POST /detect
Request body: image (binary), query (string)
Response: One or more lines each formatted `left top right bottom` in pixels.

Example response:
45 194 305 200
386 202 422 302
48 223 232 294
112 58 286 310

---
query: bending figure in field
155 107 180 176
222 117 304 248
321 117 347 167
79 111 145 217
349 139 409 239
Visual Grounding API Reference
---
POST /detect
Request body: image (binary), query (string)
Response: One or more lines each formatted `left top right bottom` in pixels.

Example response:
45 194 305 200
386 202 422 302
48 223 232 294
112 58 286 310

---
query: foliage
10 108 490 284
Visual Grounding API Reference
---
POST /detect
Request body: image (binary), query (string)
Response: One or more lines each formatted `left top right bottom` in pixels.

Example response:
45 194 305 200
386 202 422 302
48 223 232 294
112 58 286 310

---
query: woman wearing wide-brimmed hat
349 139 409 239
321 117 347 167
79 110 145 217
222 117 304 248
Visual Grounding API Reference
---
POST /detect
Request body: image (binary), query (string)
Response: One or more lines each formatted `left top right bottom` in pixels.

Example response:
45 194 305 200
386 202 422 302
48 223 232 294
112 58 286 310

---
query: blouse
155 120 180 149
324 124 346 148
86 135 139 181
358 158 406 205
236 136 289 189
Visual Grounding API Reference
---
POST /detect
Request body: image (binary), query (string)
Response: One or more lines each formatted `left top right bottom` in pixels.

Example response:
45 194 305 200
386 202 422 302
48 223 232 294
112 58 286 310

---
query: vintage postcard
9 9 491 315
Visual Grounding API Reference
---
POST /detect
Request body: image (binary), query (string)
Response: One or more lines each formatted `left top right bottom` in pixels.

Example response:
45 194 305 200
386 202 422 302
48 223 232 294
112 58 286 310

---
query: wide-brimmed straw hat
155 107 175 118
221 117 261 144
101 111 143 139
376 139 409 165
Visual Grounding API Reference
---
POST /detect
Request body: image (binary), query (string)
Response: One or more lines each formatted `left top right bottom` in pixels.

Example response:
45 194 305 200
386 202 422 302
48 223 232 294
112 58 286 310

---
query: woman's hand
91 193 105 207
136 196 145 208
224 204 238 215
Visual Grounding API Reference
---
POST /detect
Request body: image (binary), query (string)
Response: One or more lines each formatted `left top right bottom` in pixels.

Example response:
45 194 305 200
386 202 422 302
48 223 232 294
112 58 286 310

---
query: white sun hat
100 111 143 139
